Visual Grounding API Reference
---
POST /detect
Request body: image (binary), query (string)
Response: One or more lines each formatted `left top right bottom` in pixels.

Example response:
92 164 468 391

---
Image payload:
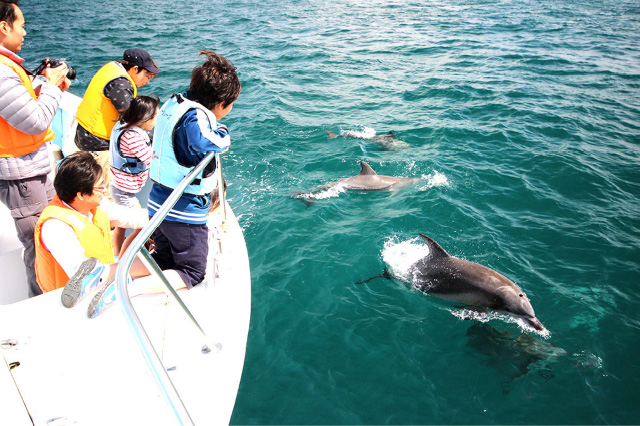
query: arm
100 198 149 229
0 64 62 134
103 77 134 113
182 108 230 153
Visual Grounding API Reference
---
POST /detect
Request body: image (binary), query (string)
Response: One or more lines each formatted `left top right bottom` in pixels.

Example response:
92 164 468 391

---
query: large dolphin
292 161 419 205
327 130 410 150
408 235 546 332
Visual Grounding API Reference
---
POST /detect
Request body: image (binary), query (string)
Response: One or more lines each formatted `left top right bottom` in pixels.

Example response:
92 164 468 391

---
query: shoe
61 258 106 308
87 277 116 319
87 276 134 319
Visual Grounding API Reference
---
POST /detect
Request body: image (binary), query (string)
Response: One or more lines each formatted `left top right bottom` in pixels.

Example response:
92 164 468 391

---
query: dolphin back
419 234 450 260
359 161 378 176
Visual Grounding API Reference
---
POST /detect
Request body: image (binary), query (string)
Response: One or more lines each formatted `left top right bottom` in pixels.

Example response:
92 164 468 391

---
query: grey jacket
0 55 62 180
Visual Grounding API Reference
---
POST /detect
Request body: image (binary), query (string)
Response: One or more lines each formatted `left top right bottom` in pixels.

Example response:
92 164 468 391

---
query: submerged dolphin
408 235 546 332
291 161 419 205
466 323 566 383
327 130 410 150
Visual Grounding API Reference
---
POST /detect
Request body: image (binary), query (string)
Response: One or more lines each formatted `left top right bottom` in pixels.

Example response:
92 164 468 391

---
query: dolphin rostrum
327 130 410 150
292 161 419 205
408 235 546 332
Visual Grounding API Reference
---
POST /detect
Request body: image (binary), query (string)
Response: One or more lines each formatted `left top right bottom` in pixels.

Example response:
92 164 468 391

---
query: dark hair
189 50 241 110
0 1 20 27
120 94 160 128
120 61 139 72
54 152 103 203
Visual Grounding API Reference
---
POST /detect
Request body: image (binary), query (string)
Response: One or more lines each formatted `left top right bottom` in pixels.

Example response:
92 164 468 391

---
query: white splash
420 171 449 190
450 308 551 338
341 126 377 139
311 183 348 200
381 236 430 281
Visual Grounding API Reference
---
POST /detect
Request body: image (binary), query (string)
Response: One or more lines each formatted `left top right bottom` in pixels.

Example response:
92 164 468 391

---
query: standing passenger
74 48 159 196
108 94 160 256
0 0 71 297
147 50 240 289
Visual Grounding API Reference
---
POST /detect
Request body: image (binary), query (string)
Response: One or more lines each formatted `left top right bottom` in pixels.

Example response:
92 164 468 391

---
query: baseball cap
122 48 160 74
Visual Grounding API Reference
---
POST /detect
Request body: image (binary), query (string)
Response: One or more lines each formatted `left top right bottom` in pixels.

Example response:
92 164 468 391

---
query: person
146 50 240 291
34 151 190 319
108 94 160 255
74 48 159 196
33 151 150 299
0 0 71 297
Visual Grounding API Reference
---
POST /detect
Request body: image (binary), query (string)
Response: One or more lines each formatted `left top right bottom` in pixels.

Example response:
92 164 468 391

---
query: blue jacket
148 93 230 224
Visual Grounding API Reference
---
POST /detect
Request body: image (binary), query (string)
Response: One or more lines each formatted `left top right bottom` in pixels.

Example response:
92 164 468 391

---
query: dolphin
466 323 566 383
408 235 546 332
291 161 419 205
327 130 410 150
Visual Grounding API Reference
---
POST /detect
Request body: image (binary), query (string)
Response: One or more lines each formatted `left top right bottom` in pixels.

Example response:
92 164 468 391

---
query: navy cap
122 48 160 74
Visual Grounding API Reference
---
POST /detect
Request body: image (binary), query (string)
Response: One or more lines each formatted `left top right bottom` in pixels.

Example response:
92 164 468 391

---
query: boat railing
115 151 227 426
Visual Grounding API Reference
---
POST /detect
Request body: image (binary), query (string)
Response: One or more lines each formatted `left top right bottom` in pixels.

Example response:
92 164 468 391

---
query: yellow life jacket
34 195 115 293
0 55 55 157
76 61 137 141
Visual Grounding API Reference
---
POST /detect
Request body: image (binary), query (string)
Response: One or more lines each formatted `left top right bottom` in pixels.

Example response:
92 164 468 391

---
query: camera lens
66 67 76 80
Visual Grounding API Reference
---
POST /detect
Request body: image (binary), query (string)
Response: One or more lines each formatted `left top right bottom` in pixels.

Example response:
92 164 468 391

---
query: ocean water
22 0 640 424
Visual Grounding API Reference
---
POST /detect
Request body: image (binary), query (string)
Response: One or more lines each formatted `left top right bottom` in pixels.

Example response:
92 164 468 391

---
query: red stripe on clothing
110 129 152 193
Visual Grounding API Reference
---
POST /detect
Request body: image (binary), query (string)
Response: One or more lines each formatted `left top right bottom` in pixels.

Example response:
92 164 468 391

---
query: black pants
151 220 209 288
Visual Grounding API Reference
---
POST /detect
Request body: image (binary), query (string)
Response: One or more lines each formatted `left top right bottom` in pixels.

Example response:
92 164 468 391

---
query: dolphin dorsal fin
359 161 378 176
419 234 450 259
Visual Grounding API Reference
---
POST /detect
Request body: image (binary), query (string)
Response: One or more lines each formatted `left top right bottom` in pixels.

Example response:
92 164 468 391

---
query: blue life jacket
150 94 219 196
109 121 151 175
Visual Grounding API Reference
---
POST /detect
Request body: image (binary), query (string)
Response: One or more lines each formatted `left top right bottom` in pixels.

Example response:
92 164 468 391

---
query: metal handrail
116 151 226 426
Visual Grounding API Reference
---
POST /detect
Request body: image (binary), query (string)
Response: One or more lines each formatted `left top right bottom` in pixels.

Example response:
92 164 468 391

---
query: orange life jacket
0 55 55 157
34 195 114 293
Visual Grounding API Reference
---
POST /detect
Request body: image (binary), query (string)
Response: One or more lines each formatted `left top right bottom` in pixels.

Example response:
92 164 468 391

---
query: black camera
32 58 76 80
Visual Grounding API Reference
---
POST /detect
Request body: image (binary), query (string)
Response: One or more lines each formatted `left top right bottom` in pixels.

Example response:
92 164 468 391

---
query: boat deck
0 205 251 425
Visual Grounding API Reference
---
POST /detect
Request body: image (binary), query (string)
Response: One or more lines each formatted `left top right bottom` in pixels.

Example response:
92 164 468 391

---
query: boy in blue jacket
147 50 241 289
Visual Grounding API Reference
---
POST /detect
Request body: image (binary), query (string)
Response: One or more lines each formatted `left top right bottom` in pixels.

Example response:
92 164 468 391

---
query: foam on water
381 236 430 281
306 183 348 200
341 126 377 139
420 170 449 190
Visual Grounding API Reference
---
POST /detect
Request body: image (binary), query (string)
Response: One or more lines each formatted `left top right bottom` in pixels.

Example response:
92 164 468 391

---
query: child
146 50 240 290
108 95 160 255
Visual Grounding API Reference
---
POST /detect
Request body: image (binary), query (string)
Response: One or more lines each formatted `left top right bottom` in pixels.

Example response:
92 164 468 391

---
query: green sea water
23 0 639 424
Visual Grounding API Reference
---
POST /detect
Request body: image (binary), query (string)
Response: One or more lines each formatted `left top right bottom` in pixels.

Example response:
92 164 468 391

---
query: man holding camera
74 48 159 195
0 0 71 297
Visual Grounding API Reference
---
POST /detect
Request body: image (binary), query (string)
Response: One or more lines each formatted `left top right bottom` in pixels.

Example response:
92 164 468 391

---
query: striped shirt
109 128 152 193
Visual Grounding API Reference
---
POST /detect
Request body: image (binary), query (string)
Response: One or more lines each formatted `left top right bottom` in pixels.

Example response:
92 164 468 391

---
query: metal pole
116 150 220 426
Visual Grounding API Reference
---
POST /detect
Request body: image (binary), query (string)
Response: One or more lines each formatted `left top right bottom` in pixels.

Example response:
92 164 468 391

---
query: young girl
109 95 160 256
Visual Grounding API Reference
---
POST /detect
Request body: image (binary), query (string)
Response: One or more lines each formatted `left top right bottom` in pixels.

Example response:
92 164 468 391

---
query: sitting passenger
34 151 150 304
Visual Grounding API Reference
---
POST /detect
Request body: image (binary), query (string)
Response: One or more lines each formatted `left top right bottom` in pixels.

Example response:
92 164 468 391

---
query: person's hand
57 77 71 92
42 63 68 88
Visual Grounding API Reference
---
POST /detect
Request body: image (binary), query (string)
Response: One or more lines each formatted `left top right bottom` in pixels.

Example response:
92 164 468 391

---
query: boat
0 90 251 425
